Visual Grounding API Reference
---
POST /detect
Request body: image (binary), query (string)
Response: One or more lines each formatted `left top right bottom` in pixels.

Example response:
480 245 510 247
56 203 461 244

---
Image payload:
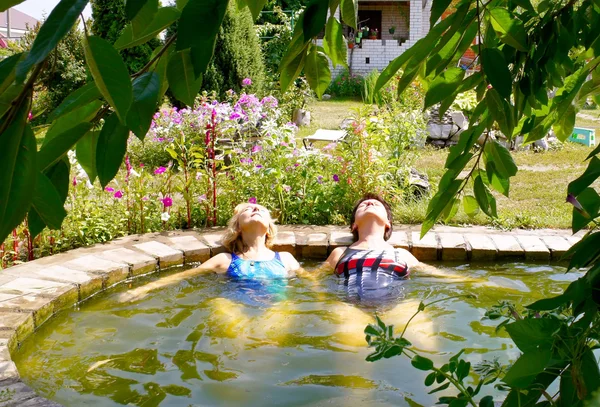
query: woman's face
352 199 390 230
237 204 272 230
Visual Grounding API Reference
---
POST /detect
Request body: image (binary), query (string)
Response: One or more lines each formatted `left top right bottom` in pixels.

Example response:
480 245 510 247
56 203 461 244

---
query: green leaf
323 16 347 68
96 113 130 188
422 178 462 237
30 172 67 231
340 0 357 28
305 45 331 99
485 140 518 178
429 382 451 394
76 130 99 183
0 107 37 241
0 84 24 119
424 67 465 109
486 89 514 139
430 0 452 28
502 348 552 388
486 161 510 197
456 360 471 381
279 45 307 93
463 195 479 216
553 104 576 142
84 36 133 124
479 396 494 407
127 72 160 140
131 0 158 36
176 0 228 75
245 0 267 20
442 197 460 222
167 50 203 107
474 175 497 217
425 372 436 386
48 82 102 122
43 100 102 146
567 232 600 270
572 188 600 233
489 7 528 52
303 0 328 40
37 123 93 172
16 0 88 81
0 1 27 12
504 318 560 353
115 7 181 51
481 48 513 100
568 156 600 196
411 355 434 371
0 53 22 95
446 114 489 167
125 0 150 20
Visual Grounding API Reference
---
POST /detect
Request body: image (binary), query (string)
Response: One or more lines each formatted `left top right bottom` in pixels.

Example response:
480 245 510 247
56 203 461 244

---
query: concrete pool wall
0 225 581 406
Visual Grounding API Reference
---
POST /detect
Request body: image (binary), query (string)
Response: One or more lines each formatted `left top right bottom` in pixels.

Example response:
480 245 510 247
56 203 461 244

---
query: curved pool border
0 225 581 406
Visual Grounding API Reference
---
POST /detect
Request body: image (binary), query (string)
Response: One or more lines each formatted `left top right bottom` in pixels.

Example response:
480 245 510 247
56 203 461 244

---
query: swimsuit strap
274 251 282 262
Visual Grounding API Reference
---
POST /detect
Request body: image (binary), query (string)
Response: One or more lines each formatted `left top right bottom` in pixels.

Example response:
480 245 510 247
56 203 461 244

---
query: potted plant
369 28 378 40
362 26 370 38
389 26 396 35
356 29 363 39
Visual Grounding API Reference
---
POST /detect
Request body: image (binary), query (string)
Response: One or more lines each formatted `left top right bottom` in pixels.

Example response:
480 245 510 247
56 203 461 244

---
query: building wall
358 2 410 41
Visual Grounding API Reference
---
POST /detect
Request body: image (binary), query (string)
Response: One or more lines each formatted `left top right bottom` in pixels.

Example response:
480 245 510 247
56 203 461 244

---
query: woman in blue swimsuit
120 203 299 301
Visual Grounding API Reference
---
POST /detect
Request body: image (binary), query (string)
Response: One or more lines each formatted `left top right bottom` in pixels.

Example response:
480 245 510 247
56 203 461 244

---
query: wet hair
221 203 278 254
350 193 393 242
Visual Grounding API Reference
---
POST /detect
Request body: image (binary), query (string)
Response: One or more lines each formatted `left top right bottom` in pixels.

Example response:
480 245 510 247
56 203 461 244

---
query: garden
0 0 600 406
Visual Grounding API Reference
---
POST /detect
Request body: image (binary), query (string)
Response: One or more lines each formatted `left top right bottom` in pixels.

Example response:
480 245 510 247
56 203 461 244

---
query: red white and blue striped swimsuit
335 247 409 300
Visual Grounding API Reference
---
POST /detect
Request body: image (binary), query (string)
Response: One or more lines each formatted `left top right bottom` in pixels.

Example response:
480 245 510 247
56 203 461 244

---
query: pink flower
240 157 253 164
333 174 340 182
27 111 33 121
154 166 167 175
242 77 252 87
248 197 257 204
283 185 291 192
105 187 115 192
198 194 207 203
142 196 148 201
72 177 77 186
251 145 262 153
139 163 145 167
317 175 323 184
114 190 123 199
161 196 173 207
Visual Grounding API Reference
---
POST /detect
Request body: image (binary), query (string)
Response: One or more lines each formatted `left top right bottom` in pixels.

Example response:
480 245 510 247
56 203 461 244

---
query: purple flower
161 196 173 207
114 190 123 199
255 165 263 169
294 163 300 167
248 197 257 204
260 96 278 108
142 196 148 201
280 141 289 147
333 174 340 182
566 194 589 217
251 145 262 153
242 77 252 87
198 194 207 203
317 176 323 184
283 185 291 192
154 166 167 175
323 143 336 151
105 187 115 192
240 157 253 164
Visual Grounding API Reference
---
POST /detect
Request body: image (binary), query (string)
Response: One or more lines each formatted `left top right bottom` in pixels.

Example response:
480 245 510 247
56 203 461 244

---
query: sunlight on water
13 261 579 407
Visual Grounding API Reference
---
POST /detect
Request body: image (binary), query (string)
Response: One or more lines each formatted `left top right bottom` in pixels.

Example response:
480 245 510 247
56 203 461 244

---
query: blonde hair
221 203 278 254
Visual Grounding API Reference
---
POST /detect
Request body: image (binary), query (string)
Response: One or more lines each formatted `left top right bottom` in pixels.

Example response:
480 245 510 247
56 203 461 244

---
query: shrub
201 2 267 97
326 68 364 98
255 7 293 80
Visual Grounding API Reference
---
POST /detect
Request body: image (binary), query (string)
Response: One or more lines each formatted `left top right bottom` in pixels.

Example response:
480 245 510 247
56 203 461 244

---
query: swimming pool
13 262 579 406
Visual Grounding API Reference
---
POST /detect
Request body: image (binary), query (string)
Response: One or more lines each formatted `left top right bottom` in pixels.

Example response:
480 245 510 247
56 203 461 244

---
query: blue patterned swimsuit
226 252 289 279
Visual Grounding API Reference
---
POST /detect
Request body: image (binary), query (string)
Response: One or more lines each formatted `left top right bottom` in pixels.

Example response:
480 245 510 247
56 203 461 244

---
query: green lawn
299 98 598 229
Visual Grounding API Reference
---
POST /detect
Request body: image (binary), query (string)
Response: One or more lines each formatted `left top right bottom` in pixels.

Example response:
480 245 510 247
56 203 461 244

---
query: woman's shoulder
393 247 420 268
277 251 300 271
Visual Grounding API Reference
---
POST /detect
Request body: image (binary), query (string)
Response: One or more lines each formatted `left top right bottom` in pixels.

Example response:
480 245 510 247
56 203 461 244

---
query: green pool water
13 262 580 407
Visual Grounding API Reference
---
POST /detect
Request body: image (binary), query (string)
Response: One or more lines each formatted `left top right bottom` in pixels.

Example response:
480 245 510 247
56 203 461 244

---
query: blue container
569 127 596 147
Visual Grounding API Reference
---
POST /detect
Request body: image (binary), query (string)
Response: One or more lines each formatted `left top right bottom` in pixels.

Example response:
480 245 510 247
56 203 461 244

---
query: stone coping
0 225 582 405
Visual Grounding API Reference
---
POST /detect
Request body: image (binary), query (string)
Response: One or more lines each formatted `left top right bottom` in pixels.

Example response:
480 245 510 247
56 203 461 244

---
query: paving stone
464 234 497 261
0 362 17 380
98 248 157 276
0 340 10 362
411 232 438 261
0 296 54 329
438 233 468 261
132 241 183 268
0 378 43 407
0 334 17 357
16 397 63 407
200 234 227 256
489 235 525 258
566 235 582 246
515 235 550 261
0 278 77 313
271 231 295 254
387 231 410 250
4 264 102 304
167 236 210 263
62 255 130 289
539 235 572 260
296 233 329 259
328 231 353 252
0 312 34 343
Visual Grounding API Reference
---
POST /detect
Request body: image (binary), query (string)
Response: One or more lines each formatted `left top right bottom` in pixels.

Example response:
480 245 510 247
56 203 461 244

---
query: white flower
161 212 170 222
86 180 93 189
130 169 140 178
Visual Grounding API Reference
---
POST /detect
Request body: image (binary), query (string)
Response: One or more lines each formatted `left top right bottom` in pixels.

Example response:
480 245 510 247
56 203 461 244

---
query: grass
298 98 599 230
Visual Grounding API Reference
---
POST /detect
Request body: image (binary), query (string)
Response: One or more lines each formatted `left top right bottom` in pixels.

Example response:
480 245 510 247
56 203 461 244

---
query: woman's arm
279 251 300 272
119 253 231 302
324 247 347 272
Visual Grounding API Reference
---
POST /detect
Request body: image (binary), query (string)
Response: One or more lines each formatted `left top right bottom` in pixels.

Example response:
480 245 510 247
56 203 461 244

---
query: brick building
0 8 38 47
317 0 433 76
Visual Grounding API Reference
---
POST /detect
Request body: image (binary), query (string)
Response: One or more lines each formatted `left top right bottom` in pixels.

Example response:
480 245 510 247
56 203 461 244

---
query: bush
256 7 293 80
201 2 267 97
326 68 364 98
